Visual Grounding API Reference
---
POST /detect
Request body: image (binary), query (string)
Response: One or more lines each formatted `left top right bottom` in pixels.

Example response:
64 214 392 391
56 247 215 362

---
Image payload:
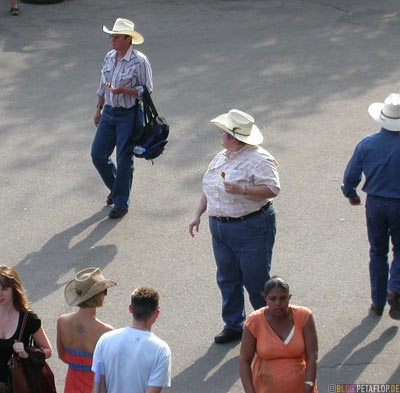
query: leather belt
211 202 272 223
104 105 135 112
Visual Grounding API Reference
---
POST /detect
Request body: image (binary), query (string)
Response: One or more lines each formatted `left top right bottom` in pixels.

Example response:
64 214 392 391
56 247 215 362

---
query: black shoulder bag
131 87 169 163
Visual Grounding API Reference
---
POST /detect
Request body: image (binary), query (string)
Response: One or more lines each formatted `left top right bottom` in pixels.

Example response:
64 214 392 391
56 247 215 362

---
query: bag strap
18 311 29 342
142 86 159 118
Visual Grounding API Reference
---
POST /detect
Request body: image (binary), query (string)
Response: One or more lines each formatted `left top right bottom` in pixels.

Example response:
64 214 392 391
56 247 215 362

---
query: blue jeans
91 105 144 210
209 204 276 331
366 195 400 307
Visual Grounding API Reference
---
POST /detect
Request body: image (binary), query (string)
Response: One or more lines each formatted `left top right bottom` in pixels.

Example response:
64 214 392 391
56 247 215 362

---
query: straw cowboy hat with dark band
368 93 400 132
103 18 144 45
210 109 264 146
65 268 117 306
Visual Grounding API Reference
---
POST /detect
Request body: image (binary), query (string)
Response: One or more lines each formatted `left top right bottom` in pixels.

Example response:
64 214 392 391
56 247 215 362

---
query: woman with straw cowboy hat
189 109 280 344
91 18 153 219
342 93 400 320
57 268 117 393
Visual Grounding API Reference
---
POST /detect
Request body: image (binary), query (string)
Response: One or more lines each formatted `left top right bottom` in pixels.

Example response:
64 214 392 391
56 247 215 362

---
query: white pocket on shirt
102 64 113 81
119 67 136 86
227 169 247 183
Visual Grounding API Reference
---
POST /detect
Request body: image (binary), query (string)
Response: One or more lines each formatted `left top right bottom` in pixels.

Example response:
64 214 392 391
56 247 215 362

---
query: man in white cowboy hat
92 287 171 393
189 109 280 343
342 93 400 320
91 18 153 219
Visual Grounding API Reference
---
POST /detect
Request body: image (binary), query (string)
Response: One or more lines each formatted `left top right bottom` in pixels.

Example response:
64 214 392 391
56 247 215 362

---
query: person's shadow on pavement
14 207 118 302
387 364 400 384
169 343 240 393
318 315 397 389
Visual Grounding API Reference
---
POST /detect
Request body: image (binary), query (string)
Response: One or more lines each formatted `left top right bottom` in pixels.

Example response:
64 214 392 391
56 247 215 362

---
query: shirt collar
111 46 133 62
223 144 250 158
381 127 400 135
122 46 134 61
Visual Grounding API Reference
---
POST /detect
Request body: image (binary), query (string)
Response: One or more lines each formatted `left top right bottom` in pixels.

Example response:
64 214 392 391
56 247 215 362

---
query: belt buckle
216 216 223 223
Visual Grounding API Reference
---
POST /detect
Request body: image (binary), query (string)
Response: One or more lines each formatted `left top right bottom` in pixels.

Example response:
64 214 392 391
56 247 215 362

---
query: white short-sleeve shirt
92 327 171 393
202 145 280 218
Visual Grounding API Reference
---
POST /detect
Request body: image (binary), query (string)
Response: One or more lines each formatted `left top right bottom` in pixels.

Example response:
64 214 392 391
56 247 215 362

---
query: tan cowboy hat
103 18 144 45
368 93 400 131
210 109 263 146
65 268 117 306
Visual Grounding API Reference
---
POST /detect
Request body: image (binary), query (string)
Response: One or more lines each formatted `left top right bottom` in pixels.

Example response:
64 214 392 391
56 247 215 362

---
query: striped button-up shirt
202 145 280 218
97 46 153 108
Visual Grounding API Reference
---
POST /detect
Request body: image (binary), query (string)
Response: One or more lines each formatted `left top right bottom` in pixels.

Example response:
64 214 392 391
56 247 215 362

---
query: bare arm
32 326 52 359
302 314 318 393
189 193 207 237
56 318 67 362
239 327 257 393
223 183 277 200
146 387 163 393
94 96 105 127
111 87 139 96
93 375 106 393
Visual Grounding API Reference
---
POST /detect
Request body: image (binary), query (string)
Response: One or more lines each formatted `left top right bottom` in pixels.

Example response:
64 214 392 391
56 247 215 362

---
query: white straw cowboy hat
65 268 117 307
210 109 263 146
103 18 144 45
368 93 400 131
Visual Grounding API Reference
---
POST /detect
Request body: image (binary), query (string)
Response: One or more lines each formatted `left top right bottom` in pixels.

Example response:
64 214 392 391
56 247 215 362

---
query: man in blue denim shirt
342 93 400 320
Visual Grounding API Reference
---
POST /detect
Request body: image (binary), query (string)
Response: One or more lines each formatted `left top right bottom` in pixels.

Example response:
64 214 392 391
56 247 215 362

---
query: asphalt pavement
0 0 399 391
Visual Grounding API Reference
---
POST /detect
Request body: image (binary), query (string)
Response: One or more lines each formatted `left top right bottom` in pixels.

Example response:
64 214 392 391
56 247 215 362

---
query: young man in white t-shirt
92 287 171 393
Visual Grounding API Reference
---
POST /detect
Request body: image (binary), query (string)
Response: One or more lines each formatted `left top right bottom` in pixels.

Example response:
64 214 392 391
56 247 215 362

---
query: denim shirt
342 128 400 199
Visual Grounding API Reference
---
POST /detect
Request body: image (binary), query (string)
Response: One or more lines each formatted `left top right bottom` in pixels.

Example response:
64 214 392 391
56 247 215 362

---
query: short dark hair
131 287 159 321
263 276 290 297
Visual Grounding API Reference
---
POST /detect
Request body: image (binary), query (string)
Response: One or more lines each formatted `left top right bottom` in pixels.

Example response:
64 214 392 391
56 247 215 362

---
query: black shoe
388 291 400 320
109 208 128 219
370 304 384 316
214 328 242 344
106 192 113 206
10 7 20 15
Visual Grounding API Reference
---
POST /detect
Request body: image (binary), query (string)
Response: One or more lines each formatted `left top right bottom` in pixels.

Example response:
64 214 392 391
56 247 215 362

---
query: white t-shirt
92 327 171 393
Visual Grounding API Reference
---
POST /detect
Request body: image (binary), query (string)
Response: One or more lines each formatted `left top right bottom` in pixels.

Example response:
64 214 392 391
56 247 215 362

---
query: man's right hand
94 110 102 127
189 218 200 238
349 196 361 205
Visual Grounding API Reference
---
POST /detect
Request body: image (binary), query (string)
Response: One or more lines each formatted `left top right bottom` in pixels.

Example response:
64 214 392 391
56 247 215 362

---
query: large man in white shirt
92 287 171 393
189 110 280 344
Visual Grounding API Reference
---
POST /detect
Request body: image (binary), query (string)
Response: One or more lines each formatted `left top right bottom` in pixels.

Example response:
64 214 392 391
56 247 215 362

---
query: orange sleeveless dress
63 348 94 393
244 305 318 393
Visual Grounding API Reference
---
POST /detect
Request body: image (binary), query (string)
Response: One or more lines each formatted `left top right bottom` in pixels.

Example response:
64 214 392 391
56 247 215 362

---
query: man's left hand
111 86 125 95
224 181 244 195
349 196 361 205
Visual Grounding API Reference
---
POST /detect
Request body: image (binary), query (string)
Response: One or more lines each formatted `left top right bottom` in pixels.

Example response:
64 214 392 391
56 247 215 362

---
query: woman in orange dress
57 268 117 393
240 277 318 393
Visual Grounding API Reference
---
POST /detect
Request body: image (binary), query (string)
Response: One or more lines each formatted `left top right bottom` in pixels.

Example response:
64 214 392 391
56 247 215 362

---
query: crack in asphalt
301 0 351 15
